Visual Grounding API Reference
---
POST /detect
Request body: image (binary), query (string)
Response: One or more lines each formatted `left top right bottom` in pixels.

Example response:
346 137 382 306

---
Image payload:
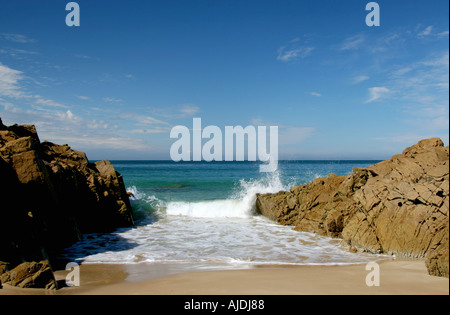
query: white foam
166 171 289 219
166 199 251 218
127 185 145 200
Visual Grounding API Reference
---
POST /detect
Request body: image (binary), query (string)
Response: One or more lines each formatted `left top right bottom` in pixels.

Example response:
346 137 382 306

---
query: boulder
0 261 56 290
256 138 449 277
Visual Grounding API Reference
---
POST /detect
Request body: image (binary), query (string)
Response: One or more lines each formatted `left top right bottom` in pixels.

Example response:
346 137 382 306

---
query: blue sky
0 0 448 160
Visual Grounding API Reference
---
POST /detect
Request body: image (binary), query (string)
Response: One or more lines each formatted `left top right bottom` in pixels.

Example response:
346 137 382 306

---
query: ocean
61 160 385 268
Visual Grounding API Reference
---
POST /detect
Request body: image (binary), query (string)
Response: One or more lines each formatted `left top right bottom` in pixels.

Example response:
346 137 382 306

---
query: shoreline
1 259 448 295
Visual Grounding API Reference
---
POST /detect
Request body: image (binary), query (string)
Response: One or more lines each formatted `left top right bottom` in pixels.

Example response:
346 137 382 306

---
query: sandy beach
1 259 448 295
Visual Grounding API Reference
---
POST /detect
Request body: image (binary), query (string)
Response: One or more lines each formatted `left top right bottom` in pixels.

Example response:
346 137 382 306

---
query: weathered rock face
256 168 370 239
256 138 449 278
0 118 134 272
0 261 57 290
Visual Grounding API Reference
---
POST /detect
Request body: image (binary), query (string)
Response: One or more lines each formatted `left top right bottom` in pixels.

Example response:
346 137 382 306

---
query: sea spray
127 185 163 224
233 170 292 216
165 171 290 218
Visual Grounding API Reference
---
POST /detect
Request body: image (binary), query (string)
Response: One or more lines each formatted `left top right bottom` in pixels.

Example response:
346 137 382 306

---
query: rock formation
256 138 449 277
0 117 134 288
1 261 57 290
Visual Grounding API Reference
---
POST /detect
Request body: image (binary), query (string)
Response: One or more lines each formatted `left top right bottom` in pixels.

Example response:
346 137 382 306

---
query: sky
0 0 448 160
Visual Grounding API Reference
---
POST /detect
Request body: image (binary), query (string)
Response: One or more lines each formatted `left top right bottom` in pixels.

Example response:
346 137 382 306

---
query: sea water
61 161 384 266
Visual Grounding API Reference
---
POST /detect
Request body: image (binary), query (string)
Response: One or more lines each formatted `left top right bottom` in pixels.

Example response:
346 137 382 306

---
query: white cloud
309 92 321 97
34 97 69 109
277 47 314 62
120 112 169 126
389 51 449 104
392 67 413 76
0 63 26 98
277 37 315 62
418 25 433 37
338 34 365 51
0 102 151 152
353 75 370 84
0 33 36 43
0 64 70 113
0 63 159 154
420 51 449 67
136 115 169 125
178 104 200 116
130 127 169 134
73 54 91 59
77 95 90 100
365 87 390 103
0 48 39 60
102 97 122 103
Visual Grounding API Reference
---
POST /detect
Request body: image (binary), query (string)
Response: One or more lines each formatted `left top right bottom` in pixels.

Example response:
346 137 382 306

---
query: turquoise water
62 160 384 266
115 160 378 221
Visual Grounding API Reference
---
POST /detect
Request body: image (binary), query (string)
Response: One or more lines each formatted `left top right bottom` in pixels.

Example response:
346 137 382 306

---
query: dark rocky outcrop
0 261 56 290
256 138 449 278
0 118 134 288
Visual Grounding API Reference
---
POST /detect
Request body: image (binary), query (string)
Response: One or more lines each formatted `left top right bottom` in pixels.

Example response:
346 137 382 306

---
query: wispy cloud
116 112 169 127
141 104 202 121
0 33 36 43
352 75 370 84
130 127 169 134
415 25 449 40
0 62 27 98
178 104 200 117
277 37 315 62
73 54 92 59
338 34 365 51
76 95 90 100
365 87 390 103
309 92 322 97
0 101 151 152
277 47 314 62
135 115 169 125
438 30 449 38
0 48 39 60
102 97 122 103
34 97 69 109
389 51 449 101
417 25 433 37
0 63 73 110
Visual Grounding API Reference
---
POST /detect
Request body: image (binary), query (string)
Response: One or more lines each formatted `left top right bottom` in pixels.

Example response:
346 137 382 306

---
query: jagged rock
0 118 6 130
0 261 56 290
0 262 9 289
256 138 449 277
0 118 134 280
